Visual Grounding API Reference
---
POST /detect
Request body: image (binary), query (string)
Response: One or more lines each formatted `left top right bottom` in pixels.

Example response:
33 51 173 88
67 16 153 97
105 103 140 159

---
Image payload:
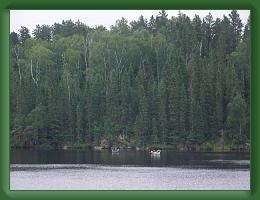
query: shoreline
10 146 250 153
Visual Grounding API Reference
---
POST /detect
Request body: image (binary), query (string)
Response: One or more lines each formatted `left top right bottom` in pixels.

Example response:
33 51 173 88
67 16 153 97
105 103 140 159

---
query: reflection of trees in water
11 149 249 169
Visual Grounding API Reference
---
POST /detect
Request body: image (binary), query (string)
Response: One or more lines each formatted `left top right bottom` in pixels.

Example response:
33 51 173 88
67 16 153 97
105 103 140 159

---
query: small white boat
150 149 161 156
111 147 120 153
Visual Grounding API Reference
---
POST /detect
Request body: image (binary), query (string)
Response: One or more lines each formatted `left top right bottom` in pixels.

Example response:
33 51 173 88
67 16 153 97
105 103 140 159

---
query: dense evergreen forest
10 10 250 151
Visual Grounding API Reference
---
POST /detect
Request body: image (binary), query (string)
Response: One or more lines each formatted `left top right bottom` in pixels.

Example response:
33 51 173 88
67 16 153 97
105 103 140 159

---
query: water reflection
11 149 250 169
112 152 120 157
150 154 161 161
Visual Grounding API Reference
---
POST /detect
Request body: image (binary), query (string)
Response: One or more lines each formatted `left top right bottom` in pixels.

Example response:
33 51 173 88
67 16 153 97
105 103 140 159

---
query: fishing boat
150 149 161 156
111 147 120 154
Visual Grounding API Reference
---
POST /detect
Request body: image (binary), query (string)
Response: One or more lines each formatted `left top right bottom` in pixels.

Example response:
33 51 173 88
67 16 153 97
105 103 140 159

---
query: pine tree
19 26 31 44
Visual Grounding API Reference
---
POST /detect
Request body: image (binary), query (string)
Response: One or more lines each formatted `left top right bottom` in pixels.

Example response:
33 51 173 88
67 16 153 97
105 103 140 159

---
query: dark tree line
10 10 250 150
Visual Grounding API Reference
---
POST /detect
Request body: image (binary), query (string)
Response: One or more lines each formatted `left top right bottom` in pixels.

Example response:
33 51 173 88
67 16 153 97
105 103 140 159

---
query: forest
10 10 250 151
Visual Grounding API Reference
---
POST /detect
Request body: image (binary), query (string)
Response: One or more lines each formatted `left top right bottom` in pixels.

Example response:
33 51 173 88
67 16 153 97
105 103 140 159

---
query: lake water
10 149 250 190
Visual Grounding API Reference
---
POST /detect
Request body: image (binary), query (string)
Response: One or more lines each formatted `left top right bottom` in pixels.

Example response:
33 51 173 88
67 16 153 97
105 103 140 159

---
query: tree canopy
10 10 250 150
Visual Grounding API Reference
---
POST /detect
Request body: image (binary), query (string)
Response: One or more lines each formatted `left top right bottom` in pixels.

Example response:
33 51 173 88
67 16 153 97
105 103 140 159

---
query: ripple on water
10 164 250 190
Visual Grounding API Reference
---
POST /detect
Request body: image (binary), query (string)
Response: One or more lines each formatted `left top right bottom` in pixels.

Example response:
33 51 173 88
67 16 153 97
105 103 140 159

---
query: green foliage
18 26 30 44
10 10 250 150
227 92 247 144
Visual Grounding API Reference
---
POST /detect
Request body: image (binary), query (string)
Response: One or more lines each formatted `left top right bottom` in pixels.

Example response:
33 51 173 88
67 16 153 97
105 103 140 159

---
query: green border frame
0 0 259 199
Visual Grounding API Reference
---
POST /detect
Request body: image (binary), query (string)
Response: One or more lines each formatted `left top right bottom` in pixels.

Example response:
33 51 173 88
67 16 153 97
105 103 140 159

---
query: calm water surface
10 149 250 190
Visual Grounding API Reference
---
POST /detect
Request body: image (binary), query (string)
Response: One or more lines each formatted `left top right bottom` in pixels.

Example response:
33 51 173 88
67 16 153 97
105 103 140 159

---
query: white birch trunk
30 60 38 86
